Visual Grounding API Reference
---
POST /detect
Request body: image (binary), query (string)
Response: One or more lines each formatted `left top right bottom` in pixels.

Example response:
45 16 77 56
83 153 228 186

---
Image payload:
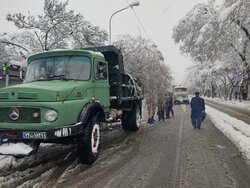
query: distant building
0 64 23 88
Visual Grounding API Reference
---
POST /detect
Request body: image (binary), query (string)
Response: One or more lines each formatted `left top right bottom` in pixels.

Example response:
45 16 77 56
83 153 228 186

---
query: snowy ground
205 98 250 164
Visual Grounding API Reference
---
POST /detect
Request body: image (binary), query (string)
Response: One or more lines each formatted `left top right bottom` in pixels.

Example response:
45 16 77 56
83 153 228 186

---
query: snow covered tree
114 35 173 120
218 0 250 98
0 0 108 78
0 41 10 65
0 33 29 68
173 0 250 99
172 3 221 63
5 0 107 51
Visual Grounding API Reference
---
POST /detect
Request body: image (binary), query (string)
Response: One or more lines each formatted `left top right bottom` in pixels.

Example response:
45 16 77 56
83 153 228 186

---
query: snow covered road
0 100 250 187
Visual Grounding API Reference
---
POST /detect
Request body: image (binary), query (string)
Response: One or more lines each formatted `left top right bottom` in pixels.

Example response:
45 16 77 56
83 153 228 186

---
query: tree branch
232 18 250 41
0 40 30 53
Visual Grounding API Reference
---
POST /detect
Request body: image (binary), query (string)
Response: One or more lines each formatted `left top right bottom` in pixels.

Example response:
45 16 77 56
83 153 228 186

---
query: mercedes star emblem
9 107 20 121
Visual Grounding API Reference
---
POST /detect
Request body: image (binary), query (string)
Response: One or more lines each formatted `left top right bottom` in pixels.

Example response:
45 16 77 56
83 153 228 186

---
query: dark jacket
190 96 205 112
166 96 173 107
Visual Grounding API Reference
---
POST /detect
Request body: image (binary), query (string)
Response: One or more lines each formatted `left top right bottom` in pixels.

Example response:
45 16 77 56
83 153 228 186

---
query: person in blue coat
190 92 205 129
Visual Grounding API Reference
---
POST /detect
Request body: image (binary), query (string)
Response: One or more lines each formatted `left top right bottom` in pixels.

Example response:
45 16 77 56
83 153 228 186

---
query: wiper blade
47 74 68 80
27 79 48 83
36 79 48 81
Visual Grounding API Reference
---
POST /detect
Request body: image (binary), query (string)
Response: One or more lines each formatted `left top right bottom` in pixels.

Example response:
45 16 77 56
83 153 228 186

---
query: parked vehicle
0 45 143 164
173 86 189 104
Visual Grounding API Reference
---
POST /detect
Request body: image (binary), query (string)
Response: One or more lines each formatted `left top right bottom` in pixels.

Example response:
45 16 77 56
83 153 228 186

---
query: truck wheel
130 104 141 131
122 104 141 131
77 114 100 164
121 111 130 131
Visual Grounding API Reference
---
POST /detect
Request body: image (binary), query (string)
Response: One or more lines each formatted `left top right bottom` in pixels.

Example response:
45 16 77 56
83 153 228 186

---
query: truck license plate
23 132 47 139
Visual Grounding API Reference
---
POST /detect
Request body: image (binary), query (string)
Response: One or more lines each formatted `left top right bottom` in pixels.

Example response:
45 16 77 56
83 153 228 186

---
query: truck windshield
24 56 91 83
174 87 187 92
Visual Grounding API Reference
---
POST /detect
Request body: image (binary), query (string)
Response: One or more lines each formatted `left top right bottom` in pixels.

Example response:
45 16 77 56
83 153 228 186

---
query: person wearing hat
190 92 205 129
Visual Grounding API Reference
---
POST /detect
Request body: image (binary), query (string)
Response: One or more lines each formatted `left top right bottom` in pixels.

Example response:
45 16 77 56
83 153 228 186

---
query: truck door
93 60 110 109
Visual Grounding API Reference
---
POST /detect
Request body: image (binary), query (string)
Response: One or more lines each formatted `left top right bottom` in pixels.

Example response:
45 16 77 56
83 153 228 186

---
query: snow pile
0 143 33 155
206 105 250 164
0 155 17 169
206 97 250 110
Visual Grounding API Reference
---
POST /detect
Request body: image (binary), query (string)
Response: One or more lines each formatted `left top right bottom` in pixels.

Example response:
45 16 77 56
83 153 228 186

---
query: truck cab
173 86 189 104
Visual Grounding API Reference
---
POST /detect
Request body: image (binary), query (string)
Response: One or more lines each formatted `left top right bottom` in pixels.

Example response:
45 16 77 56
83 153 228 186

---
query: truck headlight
45 110 58 122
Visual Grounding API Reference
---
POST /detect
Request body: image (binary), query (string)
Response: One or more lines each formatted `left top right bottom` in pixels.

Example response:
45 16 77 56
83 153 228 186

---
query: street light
109 1 140 45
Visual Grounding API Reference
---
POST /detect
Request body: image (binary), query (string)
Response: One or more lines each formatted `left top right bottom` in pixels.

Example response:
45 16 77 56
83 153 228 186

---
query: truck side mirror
96 62 107 80
20 69 25 80
98 67 107 79
101 67 107 78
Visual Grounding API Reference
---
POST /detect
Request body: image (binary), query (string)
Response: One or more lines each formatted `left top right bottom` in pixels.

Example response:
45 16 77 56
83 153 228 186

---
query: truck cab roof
27 49 106 63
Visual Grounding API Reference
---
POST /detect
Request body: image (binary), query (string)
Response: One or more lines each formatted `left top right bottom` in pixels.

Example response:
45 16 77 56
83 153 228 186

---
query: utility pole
6 74 9 87
109 1 140 45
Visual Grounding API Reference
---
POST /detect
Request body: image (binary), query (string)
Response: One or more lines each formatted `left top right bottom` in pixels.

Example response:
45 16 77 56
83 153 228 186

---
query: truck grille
0 93 9 99
0 107 41 123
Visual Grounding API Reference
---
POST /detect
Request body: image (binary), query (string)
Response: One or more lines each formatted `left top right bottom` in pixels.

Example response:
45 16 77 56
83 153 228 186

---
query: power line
124 0 150 39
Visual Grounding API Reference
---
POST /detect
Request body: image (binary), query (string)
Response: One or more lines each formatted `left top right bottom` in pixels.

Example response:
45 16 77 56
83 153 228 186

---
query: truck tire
121 111 130 131
77 114 100 164
122 104 141 131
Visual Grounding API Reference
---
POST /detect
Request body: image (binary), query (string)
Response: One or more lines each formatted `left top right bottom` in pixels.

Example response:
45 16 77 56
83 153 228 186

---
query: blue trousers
191 110 202 128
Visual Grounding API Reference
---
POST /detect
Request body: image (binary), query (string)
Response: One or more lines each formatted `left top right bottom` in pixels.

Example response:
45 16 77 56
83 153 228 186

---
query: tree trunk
229 87 234 101
247 82 250 100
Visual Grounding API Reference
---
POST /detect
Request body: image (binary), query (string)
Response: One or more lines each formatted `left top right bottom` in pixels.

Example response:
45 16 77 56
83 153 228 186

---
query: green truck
0 45 143 164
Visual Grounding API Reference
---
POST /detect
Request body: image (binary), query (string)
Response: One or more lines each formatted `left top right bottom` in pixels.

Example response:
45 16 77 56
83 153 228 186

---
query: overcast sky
0 0 208 84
